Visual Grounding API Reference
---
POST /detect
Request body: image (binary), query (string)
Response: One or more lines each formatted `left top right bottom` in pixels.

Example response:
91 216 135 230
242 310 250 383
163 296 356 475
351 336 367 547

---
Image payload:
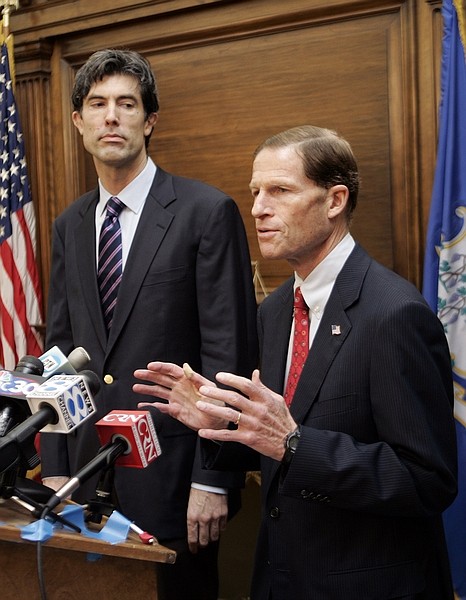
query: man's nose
251 191 270 218
105 104 119 123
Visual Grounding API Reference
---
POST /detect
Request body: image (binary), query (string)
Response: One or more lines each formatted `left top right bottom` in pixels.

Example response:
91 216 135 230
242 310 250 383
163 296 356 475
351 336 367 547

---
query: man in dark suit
40 49 258 600
134 125 458 599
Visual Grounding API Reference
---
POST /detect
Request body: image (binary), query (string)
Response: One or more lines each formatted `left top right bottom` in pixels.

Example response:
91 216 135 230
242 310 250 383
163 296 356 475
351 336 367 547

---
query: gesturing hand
133 361 228 431
194 369 297 461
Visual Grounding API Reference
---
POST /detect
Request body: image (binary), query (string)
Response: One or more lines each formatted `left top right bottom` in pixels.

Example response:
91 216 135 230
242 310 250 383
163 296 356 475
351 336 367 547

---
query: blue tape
20 505 132 544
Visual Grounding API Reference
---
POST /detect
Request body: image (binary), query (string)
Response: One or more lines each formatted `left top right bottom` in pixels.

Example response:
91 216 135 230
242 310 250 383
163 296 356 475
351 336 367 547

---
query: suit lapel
260 279 294 394
289 297 352 423
106 169 176 351
264 245 371 488
291 244 370 422
75 190 108 351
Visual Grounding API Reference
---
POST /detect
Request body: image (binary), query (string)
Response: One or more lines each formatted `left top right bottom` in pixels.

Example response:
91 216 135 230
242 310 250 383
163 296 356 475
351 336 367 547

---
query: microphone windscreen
67 347 91 371
79 369 101 396
15 355 45 376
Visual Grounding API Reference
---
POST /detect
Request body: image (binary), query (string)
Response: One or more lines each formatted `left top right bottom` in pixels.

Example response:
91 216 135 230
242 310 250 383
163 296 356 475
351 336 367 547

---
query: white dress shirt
95 158 156 268
284 233 356 392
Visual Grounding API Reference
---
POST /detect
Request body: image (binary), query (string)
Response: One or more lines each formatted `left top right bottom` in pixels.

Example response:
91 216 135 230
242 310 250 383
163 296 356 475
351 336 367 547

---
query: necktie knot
294 287 308 311
106 196 125 220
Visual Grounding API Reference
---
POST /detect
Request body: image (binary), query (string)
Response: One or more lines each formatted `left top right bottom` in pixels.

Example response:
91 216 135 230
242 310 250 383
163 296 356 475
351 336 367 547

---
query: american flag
0 40 43 369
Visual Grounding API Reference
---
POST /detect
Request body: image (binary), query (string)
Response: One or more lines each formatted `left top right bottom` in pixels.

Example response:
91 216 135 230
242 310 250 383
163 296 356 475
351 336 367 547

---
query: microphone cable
36 539 48 600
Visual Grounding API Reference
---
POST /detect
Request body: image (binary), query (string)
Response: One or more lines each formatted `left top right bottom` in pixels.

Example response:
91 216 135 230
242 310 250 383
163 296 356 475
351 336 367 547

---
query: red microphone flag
96 410 161 468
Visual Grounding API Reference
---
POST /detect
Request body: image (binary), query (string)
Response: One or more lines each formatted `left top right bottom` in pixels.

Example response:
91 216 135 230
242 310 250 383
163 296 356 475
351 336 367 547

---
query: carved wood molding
10 0 229 44
57 1 411 61
10 0 412 50
9 40 53 76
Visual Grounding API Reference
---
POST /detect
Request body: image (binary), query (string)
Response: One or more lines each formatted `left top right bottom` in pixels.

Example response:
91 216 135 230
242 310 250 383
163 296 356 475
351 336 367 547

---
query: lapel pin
331 325 341 335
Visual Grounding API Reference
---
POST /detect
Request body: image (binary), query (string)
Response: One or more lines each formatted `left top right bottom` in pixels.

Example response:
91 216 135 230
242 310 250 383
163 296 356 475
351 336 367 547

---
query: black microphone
43 436 130 514
0 355 45 437
0 371 99 474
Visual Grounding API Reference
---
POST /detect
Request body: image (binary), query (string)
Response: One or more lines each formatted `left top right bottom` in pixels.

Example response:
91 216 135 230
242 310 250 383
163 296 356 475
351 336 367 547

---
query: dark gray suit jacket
208 244 457 600
41 166 258 539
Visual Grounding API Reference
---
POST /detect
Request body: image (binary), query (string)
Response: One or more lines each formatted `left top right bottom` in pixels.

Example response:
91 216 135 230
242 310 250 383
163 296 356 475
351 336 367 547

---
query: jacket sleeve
191 195 258 487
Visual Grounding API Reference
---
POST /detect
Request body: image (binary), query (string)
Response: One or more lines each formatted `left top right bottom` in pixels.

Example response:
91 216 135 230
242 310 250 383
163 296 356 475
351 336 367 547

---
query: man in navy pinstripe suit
135 125 457 599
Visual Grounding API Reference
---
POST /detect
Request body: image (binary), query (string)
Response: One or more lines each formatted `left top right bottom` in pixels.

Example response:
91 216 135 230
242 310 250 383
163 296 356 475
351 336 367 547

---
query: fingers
146 361 185 377
132 382 172 401
187 516 227 553
187 518 212 553
133 369 177 389
183 362 196 378
198 384 251 415
187 489 228 553
187 520 200 554
183 363 214 389
137 401 172 414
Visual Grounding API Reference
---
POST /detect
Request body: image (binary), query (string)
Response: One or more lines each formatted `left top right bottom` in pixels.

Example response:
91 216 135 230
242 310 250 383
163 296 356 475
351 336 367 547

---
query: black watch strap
282 426 301 465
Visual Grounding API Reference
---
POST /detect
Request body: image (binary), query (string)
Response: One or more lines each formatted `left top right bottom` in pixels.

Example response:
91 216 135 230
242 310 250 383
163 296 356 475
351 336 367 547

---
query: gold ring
234 412 242 426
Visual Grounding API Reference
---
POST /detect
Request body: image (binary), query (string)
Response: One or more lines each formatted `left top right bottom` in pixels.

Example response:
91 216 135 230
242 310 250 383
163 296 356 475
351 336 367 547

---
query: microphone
39 346 91 378
43 410 161 513
25 371 99 434
0 371 99 474
0 355 45 438
96 410 161 467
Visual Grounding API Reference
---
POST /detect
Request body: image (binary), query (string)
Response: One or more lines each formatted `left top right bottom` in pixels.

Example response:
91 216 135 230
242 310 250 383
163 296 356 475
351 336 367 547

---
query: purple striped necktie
98 196 125 331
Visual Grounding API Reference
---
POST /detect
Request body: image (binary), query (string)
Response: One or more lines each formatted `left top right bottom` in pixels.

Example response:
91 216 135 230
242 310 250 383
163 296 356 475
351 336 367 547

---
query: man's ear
327 185 349 218
72 111 84 135
144 112 158 137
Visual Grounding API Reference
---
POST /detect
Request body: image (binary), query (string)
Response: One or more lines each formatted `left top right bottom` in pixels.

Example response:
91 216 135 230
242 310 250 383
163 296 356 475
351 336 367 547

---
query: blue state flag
422 1 466 597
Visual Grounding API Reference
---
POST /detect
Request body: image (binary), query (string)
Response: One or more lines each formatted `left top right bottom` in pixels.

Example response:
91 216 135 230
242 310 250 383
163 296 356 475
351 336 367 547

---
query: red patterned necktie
284 287 309 407
98 196 125 331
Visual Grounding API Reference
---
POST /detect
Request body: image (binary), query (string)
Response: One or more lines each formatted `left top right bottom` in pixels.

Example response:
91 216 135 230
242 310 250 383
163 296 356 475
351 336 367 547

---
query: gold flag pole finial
1 0 19 38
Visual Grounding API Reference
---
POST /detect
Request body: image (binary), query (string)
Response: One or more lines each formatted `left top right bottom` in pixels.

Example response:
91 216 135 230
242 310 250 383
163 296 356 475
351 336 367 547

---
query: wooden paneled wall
10 0 443 310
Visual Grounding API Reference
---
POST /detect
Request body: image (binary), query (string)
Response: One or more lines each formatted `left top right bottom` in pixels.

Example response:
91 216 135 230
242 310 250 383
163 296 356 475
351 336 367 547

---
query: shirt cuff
191 482 228 495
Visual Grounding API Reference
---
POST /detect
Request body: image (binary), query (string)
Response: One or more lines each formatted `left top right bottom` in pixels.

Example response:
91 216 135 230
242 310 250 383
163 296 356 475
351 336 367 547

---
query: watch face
289 433 300 452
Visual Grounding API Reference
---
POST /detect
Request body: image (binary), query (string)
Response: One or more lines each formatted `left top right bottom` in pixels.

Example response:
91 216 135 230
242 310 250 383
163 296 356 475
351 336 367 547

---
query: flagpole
1 0 19 38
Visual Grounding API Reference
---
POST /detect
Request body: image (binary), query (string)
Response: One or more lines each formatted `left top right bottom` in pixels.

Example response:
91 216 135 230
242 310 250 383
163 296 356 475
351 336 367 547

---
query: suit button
269 507 280 519
301 489 312 499
103 374 114 385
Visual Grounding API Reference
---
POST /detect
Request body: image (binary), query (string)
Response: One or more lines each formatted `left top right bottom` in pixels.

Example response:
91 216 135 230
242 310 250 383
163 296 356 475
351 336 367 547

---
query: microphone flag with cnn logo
96 410 161 468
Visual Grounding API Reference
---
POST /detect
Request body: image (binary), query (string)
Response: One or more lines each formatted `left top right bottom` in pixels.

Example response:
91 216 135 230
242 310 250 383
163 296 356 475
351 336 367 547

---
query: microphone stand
85 464 155 544
85 463 116 523
0 469 81 533
0 437 80 531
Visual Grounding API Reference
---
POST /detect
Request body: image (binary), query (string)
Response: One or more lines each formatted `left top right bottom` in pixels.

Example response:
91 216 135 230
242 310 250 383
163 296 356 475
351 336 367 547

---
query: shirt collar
97 157 157 217
294 233 355 321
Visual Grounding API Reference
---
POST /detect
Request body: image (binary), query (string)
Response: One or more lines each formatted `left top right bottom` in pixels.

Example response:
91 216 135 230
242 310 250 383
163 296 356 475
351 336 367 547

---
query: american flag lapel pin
331 325 341 335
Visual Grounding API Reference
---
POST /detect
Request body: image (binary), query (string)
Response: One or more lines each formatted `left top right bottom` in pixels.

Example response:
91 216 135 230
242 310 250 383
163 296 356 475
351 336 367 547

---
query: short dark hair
254 125 360 216
72 49 159 147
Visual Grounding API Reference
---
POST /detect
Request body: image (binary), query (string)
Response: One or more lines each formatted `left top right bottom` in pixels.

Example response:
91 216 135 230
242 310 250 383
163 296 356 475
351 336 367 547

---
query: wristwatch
282 426 301 465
